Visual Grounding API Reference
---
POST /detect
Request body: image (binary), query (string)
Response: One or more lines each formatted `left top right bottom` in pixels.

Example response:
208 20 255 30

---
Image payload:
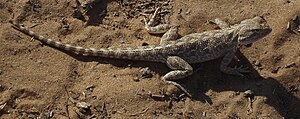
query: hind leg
143 7 173 34
162 56 194 97
143 7 179 45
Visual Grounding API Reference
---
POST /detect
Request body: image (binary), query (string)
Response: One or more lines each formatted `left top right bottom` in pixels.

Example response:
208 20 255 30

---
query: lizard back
10 21 239 64
170 29 238 63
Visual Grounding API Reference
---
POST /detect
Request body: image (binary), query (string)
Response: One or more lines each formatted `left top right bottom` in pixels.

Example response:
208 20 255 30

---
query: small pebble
185 9 191 15
113 12 119 17
244 90 254 98
263 97 268 102
127 63 132 68
202 111 206 117
178 8 182 14
133 76 140 82
92 96 97 100
44 110 53 119
37 60 42 64
292 15 299 22
140 67 153 78
284 62 296 68
254 60 261 67
85 84 95 90
76 102 91 109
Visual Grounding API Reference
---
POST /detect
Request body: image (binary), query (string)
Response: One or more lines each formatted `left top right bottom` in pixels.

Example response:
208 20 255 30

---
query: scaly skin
10 8 272 97
9 19 270 63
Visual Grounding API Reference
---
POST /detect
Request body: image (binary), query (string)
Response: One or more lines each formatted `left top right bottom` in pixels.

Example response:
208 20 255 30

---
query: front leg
220 51 249 76
162 56 193 97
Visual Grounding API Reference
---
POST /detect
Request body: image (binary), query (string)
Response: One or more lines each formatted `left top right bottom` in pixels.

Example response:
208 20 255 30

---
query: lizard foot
232 65 250 76
234 65 250 73
164 80 192 98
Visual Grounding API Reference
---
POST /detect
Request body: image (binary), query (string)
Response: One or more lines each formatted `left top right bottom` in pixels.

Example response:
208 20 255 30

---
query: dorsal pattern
10 15 272 98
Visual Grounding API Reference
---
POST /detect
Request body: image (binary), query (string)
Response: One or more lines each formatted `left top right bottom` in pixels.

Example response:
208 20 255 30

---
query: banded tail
9 21 164 62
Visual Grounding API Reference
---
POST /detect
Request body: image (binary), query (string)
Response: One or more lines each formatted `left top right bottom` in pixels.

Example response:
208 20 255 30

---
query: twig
64 85 71 119
117 107 149 116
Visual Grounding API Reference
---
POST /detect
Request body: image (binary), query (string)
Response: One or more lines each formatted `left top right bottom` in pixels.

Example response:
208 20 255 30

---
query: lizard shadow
182 49 300 118
53 47 299 118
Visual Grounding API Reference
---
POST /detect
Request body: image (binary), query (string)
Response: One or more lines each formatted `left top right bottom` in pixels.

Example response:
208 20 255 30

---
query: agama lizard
10 8 272 97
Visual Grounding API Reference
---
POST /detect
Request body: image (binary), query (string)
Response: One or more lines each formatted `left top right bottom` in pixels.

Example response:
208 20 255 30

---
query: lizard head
237 16 272 45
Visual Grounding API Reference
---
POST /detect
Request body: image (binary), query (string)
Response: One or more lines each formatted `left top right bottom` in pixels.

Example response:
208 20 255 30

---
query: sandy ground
0 0 300 118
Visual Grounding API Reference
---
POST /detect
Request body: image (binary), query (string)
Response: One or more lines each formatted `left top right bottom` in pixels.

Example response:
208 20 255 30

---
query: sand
0 0 299 118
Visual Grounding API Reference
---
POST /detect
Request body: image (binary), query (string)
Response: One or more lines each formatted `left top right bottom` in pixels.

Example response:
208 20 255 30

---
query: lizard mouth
240 28 272 45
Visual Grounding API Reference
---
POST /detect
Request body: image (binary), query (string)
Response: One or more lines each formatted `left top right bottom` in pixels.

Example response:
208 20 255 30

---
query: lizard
10 8 272 97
